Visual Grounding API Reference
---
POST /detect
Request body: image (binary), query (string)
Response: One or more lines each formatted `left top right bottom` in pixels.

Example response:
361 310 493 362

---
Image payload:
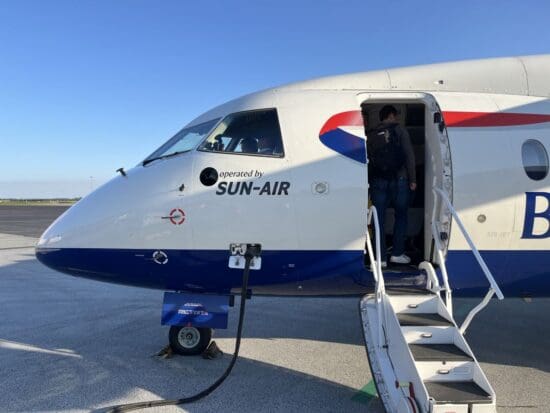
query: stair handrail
366 205 385 292
432 187 504 333
365 205 386 346
433 188 504 299
418 261 441 293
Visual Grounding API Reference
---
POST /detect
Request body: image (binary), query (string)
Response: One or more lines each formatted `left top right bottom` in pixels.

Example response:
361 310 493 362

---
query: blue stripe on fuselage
35 248 368 294
445 250 550 297
35 248 550 297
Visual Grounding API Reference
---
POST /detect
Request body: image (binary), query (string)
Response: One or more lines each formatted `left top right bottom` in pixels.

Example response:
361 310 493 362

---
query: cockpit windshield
142 118 220 165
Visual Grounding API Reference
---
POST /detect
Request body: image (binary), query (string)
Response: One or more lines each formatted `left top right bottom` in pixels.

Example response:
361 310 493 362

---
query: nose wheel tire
169 326 212 356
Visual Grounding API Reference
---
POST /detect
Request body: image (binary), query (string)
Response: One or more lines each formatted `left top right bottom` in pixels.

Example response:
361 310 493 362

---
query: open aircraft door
357 92 453 266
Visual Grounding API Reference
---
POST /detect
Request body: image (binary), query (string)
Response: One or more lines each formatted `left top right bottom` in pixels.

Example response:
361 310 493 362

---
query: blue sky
1 0 549 198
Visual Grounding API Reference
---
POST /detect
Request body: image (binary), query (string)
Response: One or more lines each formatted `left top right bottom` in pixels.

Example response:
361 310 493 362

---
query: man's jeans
370 177 410 260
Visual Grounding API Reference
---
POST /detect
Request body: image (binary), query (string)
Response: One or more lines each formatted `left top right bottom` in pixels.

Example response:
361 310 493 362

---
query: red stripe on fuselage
319 110 364 135
318 110 550 134
443 111 550 127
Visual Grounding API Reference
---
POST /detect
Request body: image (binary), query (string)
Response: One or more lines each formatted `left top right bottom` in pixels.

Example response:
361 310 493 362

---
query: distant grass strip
0 199 79 206
351 380 378 405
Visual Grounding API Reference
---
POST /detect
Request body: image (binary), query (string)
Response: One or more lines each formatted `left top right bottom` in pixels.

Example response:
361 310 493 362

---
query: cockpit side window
198 109 284 157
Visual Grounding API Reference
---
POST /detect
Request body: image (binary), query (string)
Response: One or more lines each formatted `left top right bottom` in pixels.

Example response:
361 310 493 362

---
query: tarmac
0 206 549 412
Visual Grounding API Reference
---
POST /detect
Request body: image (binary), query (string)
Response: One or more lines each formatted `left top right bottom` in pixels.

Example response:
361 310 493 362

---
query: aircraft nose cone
35 245 66 273
35 208 113 281
35 216 70 274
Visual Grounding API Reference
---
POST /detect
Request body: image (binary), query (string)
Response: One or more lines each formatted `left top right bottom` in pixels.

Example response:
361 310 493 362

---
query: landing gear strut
169 325 212 355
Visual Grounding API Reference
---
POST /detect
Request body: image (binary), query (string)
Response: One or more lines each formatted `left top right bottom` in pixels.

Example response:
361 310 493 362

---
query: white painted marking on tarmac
0 339 82 358
0 233 38 250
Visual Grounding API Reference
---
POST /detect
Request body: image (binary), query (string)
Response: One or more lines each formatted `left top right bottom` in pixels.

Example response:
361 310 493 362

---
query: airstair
361 188 504 413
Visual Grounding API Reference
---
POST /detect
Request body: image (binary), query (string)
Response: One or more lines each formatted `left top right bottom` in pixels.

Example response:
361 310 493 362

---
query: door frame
357 92 453 263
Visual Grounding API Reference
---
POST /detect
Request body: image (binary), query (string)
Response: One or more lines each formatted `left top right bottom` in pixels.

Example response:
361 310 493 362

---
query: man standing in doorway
367 105 416 267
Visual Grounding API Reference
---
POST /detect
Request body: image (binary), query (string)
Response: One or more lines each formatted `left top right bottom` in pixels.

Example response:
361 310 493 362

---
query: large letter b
522 192 550 239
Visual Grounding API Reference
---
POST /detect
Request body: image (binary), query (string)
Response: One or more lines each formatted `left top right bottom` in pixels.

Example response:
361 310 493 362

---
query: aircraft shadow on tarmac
0 345 379 412
0 255 549 412
0 254 383 412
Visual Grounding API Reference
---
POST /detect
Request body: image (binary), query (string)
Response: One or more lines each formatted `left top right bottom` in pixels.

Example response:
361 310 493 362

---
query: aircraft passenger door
425 97 453 262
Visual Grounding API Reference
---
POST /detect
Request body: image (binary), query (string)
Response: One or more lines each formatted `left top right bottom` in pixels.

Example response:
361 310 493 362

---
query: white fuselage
36 55 550 297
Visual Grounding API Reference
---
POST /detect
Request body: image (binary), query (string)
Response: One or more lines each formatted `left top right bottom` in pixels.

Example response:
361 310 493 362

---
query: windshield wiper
142 150 190 166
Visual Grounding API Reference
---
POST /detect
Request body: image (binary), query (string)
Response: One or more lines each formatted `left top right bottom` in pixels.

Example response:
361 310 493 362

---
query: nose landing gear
169 326 213 356
104 244 261 412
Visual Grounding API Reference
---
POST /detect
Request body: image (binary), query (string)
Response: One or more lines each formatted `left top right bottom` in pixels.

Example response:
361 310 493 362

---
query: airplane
35 55 550 413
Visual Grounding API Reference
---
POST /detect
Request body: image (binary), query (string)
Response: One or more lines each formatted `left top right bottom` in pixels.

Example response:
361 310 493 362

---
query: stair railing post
460 289 495 334
433 187 504 301
432 186 504 334
431 188 453 316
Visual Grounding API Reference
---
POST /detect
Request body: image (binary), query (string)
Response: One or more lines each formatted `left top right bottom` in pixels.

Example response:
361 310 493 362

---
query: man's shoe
390 254 411 264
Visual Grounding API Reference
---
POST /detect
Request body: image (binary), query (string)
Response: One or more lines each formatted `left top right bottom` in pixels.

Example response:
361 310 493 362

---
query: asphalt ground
0 206 69 238
0 207 549 412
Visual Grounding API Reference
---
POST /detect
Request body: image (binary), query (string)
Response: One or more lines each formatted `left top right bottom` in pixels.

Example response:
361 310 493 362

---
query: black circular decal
200 167 218 186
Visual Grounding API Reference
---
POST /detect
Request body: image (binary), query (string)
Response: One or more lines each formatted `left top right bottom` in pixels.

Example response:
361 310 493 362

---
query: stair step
410 344 473 362
402 325 455 344
387 294 439 314
386 287 434 295
398 313 452 327
425 381 493 404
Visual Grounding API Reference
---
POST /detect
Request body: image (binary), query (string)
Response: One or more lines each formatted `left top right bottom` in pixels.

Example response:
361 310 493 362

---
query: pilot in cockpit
258 136 275 155
240 137 259 154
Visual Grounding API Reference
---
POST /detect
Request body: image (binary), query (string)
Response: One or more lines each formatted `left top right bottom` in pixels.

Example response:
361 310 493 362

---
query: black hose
103 253 254 413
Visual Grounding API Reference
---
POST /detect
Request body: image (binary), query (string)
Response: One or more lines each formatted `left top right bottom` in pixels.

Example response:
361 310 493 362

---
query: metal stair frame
389 293 496 409
361 294 428 412
361 187 506 412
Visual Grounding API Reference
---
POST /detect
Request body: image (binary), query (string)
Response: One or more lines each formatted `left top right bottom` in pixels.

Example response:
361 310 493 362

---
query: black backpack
367 123 406 179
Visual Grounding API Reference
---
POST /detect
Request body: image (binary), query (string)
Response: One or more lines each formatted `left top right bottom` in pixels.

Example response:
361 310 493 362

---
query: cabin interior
361 102 428 270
